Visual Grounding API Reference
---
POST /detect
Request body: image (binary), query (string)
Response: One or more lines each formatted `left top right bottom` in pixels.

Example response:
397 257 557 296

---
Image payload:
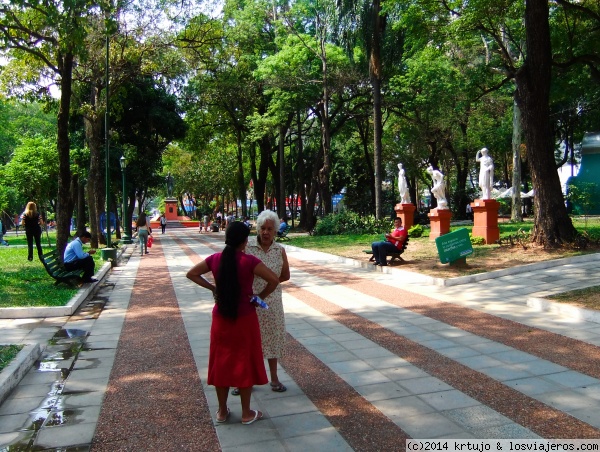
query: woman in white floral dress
243 210 290 393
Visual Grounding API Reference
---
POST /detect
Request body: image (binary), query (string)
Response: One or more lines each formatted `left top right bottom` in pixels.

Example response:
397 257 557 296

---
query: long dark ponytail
216 221 250 319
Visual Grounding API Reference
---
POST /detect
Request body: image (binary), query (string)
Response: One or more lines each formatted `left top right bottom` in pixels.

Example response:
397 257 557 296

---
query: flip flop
215 407 230 424
241 409 263 425
270 382 287 392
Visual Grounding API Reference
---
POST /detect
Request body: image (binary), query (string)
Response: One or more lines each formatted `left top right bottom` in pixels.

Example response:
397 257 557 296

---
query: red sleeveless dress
205 252 268 388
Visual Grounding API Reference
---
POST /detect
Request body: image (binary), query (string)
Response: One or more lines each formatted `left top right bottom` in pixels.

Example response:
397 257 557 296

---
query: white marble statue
426 165 448 209
475 147 494 200
398 163 411 204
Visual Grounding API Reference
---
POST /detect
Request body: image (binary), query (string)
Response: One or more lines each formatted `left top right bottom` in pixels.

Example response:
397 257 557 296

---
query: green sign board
435 228 473 264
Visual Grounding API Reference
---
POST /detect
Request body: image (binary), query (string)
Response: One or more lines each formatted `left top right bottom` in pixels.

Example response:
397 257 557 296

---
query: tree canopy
1 0 599 247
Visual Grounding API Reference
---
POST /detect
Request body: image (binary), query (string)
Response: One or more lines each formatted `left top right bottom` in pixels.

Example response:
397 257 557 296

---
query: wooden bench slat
363 237 410 264
41 249 84 287
276 225 291 242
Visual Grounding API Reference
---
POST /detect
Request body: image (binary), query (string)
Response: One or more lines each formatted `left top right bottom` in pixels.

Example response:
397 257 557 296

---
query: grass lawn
290 218 600 263
0 246 103 308
2 229 57 247
0 345 23 372
549 286 600 311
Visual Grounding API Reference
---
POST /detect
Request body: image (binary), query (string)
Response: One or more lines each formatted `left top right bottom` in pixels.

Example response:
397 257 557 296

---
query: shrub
496 198 510 215
313 210 391 235
470 234 485 245
408 224 424 238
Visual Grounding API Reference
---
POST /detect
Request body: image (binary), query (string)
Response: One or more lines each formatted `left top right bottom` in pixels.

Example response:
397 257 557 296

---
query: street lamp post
120 155 132 244
100 23 117 263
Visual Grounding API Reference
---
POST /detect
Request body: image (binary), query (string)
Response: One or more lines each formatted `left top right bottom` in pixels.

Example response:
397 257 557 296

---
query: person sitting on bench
277 217 288 237
370 217 407 266
63 231 97 283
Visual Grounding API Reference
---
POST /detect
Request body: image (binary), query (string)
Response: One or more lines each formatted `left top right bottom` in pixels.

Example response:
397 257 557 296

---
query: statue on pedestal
475 147 494 200
426 165 448 209
398 163 411 204
166 173 174 197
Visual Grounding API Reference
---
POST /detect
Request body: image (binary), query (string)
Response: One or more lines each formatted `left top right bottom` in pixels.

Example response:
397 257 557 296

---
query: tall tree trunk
236 128 246 217
296 110 308 230
56 52 74 258
515 0 576 246
278 125 286 218
254 137 271 213
77 176 86 236
305 146 323 230
355 116 375 211
85 84 105 248
511 97 523 222
371 0 384 219
319 37 332 215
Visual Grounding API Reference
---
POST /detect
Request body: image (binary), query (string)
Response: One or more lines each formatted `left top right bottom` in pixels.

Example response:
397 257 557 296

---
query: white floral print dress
246 237 285 359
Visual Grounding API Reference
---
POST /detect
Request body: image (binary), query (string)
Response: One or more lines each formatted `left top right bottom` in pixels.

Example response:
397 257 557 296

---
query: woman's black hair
216 221 250 319
137 212 147 227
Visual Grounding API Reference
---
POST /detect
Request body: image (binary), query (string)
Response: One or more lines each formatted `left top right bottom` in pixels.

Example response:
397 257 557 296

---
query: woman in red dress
186 221 279 425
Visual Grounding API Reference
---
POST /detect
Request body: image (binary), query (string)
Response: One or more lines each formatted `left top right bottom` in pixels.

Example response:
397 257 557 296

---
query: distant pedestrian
203 214 210 232
22 201 43 261
160 213 167 234
136 212 152 255
0 219 8 246
226 212 235 228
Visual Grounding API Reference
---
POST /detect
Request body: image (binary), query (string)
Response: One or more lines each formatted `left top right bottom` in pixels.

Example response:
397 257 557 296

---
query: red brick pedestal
165 198 178 220
394 203 416 230
428 208 452 240
471 199 500 244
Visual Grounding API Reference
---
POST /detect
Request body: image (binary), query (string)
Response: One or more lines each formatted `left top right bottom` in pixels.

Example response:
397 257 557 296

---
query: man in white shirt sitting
63 231 97 283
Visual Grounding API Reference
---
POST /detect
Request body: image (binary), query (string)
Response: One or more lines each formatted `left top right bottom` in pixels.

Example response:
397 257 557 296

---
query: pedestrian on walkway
0 218 8 246
234 210 290 395
160 213 167 234
22 201 43 261
136 212 152 255
186 221 280 425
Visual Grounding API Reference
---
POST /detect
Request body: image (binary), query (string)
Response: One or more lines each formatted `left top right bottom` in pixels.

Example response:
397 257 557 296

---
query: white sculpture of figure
426 165 448 209
398 163 411 204
475 147 494 200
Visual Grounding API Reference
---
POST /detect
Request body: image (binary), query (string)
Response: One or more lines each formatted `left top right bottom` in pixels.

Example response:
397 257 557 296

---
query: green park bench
276 225 291 242
40 249 85 287
363 237 410 264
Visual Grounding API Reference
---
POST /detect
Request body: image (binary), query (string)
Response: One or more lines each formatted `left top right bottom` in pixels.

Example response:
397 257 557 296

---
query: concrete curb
284 245 600 288
0 245 134 410
0 343 41 405
283 245 439 285
440 252 600 287
0 245 129 319
527 296 600 324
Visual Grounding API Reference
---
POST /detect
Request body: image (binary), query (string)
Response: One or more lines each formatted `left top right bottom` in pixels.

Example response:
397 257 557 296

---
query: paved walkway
2 228 600 450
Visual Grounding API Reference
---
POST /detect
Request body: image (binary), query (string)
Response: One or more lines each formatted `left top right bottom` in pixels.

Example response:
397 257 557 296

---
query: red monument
394 203 416 230
165 198 178 221
471 199 500 244
428 208 452 240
